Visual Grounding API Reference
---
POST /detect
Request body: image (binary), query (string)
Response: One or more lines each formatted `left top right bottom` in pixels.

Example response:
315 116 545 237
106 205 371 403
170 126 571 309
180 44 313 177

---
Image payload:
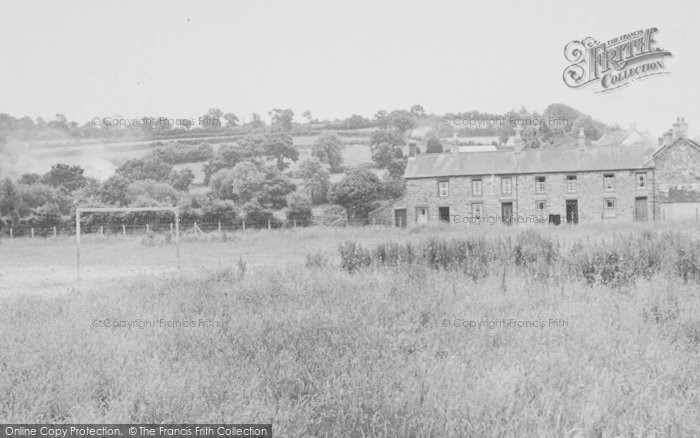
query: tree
203 143 247 184
126 180 181 205
42 163 87 192
116 156 172 182
209 162 264 203
18 173 41 185
312 132 344 171
100 174 130 206
373 110 388 128
298 158 331 204
426 137 443 153
286 192 313 226
249 113 265 129
302 110 312 124
207 108 223 127
329 168 382 219
223 112 239 128
269 108 294 131
169 168 195 191
386 158 407 178
410 104 426 118
262 130 298 170
386 110 416 134
0 178 21 221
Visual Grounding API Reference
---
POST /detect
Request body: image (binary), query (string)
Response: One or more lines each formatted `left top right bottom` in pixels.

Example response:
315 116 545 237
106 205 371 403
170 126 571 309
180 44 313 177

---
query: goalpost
75 206 180 281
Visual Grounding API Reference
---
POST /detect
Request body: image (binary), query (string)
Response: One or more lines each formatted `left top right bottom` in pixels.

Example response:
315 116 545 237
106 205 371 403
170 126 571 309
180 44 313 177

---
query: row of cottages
389 118 700 226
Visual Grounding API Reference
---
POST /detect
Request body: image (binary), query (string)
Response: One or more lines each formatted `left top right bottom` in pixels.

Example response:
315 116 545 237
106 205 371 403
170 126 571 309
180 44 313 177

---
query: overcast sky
1 0 698 136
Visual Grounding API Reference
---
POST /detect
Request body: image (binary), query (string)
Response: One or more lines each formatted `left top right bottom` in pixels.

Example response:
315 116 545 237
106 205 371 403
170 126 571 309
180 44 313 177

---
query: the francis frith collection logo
563 28 672 92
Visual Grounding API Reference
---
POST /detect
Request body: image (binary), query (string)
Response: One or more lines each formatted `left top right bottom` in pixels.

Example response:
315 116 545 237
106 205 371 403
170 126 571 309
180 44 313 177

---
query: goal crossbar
75 206 181 280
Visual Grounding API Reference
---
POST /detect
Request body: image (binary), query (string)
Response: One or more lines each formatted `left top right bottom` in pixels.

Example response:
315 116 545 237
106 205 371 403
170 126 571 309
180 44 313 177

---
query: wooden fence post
267 219 271 230
293 219 296 228
53 226 57 238
100 225 104 236
242 220 246 231
170 222 174 237
146 223 150 233
31 228 34 239
218 220 221 232
122 224 126 237
9 228 12 239
175 212 181 271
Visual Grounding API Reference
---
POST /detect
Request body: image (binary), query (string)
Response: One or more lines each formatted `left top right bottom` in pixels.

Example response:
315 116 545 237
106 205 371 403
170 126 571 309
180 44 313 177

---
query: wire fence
0 215 404 239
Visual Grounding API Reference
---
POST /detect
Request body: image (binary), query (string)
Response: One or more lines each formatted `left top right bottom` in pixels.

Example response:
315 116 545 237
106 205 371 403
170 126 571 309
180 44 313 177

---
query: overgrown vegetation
339 230 700 287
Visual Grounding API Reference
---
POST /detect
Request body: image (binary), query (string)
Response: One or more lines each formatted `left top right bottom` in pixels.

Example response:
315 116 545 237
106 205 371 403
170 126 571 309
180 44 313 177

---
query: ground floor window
535 200 547 219
471 202 483 219
604 198 616 218
416 207 428 224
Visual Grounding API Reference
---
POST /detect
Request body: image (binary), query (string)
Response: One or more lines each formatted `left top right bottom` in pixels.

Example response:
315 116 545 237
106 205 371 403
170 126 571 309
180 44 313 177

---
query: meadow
1 222 699 437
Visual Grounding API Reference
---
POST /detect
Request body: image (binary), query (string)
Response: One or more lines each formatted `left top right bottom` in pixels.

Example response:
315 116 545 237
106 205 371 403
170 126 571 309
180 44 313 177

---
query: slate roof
404 144 654 179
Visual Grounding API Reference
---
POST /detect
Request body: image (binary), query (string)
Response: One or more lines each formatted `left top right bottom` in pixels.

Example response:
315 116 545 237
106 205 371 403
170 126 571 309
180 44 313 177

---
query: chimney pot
408 141 417 158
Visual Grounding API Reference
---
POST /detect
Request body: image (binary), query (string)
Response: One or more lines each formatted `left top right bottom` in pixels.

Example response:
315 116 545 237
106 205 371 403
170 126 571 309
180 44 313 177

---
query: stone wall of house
405 169 654 226
653 139 700 191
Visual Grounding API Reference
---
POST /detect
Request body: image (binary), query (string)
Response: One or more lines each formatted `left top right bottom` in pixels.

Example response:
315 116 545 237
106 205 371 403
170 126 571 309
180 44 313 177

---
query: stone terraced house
397 118 700 226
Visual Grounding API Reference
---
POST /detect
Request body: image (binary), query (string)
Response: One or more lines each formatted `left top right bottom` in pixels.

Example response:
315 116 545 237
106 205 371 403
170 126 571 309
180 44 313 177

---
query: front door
501 202 513 226
566 200 578 224
439 206 450 223
394 208 406 227
635 197 648 221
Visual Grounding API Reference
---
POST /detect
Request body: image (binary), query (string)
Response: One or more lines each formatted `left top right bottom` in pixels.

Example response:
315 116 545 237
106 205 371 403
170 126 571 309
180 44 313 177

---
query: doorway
635 197 648 221
566 200 578 224
501 202 513 226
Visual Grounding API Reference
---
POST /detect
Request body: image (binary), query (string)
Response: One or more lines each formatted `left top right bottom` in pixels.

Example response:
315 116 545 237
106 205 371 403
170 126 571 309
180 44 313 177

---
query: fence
0 215 402 239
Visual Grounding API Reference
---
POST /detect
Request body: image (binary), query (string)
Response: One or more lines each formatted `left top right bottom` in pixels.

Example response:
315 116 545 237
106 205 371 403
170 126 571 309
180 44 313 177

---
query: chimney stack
513 124 523 153
578 128 586 150
680 117 688 139
663 129 674 146
408 141 417 158
672 117 682 140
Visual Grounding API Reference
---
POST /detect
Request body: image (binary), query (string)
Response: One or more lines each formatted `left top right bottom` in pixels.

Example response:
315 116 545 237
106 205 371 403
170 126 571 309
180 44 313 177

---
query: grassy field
1 223 699 436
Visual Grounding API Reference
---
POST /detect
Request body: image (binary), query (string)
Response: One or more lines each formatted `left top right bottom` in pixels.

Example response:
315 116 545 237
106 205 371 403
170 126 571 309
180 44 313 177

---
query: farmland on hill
1 221 699 436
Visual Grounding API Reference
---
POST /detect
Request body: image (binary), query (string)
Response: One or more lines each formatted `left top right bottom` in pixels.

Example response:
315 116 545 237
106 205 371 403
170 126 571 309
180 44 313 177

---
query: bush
338 241 371 273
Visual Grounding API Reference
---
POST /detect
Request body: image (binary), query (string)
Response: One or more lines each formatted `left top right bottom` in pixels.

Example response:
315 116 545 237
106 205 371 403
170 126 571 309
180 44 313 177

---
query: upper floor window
501 177 512 195
438 180 449 197
535 176 546 194
636 172 647 189
472 179 482 196
566 175 577 193
604 174 615 192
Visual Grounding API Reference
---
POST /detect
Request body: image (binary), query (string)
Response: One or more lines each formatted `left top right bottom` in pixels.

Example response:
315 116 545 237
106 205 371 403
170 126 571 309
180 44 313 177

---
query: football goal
75 206 180 280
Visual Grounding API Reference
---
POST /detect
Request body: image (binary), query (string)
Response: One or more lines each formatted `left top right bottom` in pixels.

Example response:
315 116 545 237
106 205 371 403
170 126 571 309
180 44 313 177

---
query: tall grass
1 263 698 436
339 230 700 287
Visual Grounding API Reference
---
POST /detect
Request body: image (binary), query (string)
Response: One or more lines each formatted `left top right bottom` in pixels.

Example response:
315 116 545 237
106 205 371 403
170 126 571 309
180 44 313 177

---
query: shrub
338 241 371 273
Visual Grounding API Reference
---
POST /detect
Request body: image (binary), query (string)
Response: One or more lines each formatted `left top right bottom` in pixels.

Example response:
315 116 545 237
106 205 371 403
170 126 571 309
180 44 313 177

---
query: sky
1 0 699 137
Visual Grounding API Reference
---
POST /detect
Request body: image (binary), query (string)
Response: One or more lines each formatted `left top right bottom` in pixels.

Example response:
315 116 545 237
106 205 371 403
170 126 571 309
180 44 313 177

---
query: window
416 207 428 224
566 175 577 193
604 174 615 192
472 179 482 196
471 202 483 219
636 172 647 189
535 200 547 219
438 180 449 197
535 176 546 193
501 177 512 195
604 198 616 218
